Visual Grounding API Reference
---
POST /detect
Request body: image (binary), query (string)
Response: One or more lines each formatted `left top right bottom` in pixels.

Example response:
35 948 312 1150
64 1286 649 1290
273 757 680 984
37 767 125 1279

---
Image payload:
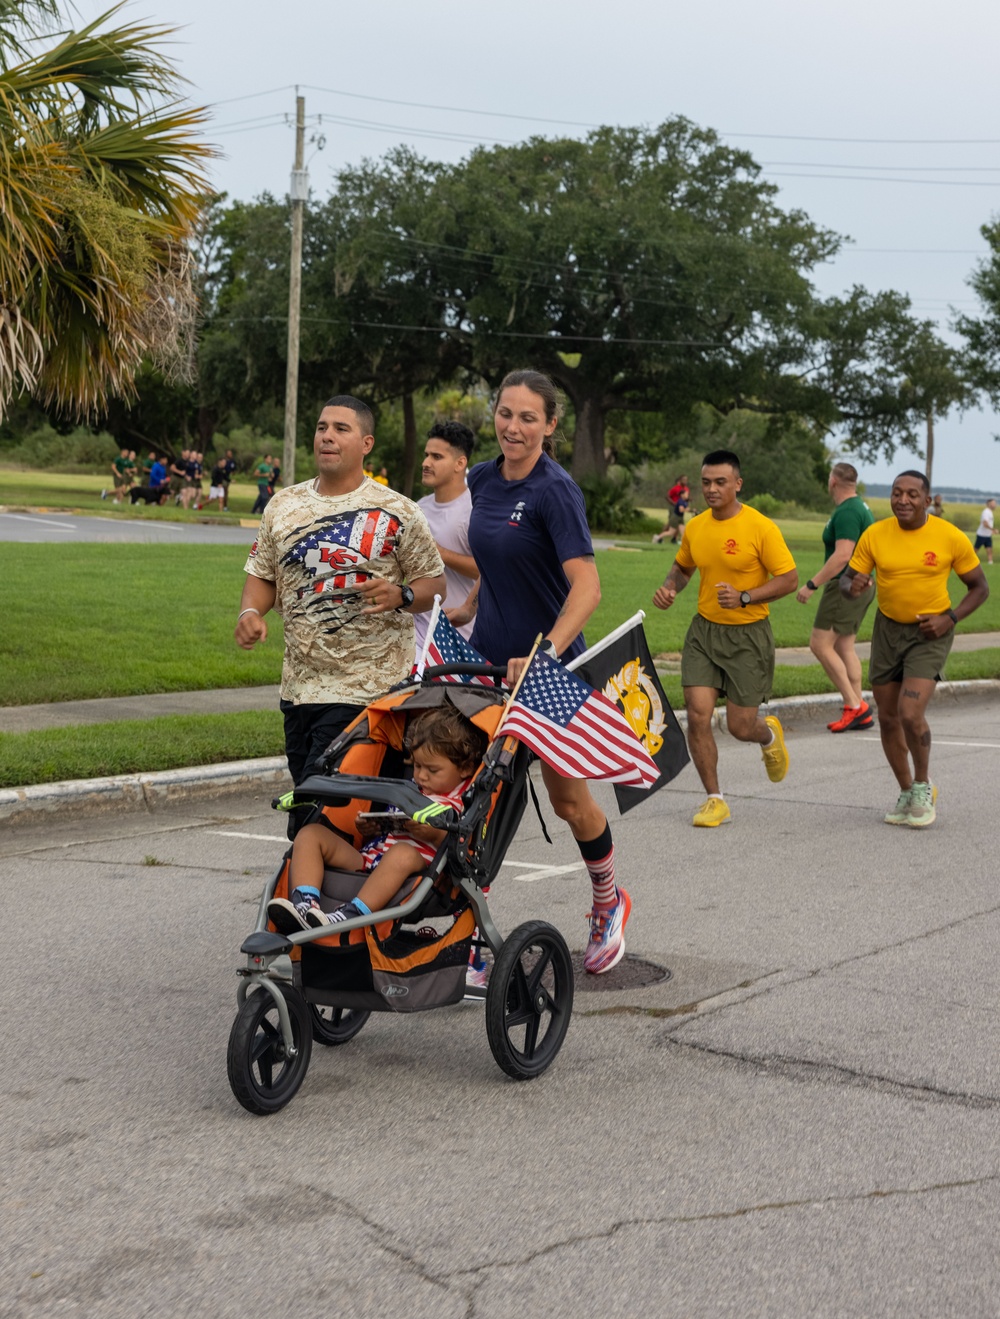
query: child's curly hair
404 705 487 772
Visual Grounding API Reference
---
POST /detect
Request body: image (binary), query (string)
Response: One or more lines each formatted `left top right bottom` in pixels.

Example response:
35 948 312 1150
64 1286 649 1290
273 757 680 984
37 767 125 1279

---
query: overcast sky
77 0 1000 491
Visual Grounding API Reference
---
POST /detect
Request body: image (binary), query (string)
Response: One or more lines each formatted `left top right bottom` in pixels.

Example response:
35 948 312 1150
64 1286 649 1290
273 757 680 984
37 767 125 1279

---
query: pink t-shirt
413 488 476 654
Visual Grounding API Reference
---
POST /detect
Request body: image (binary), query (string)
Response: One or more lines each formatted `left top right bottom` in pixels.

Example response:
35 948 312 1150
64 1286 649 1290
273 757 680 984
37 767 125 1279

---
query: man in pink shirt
413 421 480 656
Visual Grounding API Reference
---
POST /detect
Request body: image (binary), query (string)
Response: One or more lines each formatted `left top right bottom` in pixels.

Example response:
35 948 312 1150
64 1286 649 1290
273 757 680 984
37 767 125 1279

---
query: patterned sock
578 823 616 909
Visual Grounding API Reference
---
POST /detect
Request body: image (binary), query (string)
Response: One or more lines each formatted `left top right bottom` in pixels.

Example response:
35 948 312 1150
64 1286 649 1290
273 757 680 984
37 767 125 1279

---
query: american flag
502 651 660 787
422 611 495 686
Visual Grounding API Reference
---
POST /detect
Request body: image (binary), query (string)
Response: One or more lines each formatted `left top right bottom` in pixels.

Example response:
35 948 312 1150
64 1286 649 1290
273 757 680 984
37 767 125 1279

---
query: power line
767 171 1000 187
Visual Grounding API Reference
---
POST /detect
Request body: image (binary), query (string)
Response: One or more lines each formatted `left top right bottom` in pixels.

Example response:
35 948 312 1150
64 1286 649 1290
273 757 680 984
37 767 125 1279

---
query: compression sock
578 823 616 908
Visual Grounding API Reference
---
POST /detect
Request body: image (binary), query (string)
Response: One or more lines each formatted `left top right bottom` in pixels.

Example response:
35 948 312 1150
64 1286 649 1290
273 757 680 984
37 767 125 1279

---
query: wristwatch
539 639 559 659
396 584 415 610
739 591 752 608
806 579 818 591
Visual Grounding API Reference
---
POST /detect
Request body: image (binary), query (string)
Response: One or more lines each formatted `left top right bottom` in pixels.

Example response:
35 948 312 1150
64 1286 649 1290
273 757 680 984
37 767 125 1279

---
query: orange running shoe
828 701 872 733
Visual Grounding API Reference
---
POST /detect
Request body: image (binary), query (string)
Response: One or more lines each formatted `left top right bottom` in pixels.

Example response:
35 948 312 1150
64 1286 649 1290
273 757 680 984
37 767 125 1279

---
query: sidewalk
2 632 999 824
4 633 999 735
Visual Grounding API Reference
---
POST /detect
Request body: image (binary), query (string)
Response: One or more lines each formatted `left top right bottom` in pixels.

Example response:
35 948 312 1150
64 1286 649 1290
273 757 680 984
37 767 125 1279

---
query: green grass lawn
0 464 265 518
5 650 1000 788
3 538 998 707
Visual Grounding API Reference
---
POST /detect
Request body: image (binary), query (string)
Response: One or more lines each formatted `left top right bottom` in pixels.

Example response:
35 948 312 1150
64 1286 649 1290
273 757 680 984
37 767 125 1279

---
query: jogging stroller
227 662 575 1115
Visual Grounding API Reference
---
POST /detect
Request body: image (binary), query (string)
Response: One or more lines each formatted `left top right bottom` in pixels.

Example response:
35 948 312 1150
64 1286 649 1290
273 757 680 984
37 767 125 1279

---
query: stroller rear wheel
309 1004 371 1046
486 920 574 1080
228 984 313 1114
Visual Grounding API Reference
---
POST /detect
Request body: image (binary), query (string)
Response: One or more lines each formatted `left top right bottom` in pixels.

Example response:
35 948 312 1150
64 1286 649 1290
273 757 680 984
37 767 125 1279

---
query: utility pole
283 92 307 488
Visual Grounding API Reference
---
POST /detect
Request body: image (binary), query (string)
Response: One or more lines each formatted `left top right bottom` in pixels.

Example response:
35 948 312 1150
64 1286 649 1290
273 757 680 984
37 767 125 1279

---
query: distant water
862 484 998 503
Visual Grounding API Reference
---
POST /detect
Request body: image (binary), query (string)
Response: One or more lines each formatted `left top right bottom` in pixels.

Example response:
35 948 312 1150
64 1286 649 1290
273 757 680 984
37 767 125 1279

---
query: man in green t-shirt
796 461 875 731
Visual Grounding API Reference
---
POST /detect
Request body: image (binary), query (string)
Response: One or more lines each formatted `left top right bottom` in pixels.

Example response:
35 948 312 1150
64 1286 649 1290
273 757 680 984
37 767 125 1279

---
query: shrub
577 472 645 533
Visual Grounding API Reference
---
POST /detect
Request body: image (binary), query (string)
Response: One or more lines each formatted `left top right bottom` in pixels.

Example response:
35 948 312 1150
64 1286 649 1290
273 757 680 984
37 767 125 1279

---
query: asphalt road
4 697 1000 1317
0 509 256 544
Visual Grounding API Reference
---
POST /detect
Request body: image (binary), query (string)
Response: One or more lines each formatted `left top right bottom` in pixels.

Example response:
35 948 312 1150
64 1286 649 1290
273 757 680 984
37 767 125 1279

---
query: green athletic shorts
813 578 874 636
868 609 954 686
668 508 684 529
681 612 776 708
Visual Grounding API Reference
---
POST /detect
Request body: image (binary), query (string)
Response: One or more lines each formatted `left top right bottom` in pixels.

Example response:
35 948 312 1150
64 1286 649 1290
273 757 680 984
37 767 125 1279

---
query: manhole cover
570 952 671 993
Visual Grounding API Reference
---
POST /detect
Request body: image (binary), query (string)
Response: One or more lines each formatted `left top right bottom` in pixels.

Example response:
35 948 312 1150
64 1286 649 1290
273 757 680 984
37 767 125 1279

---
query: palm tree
0 0 213 418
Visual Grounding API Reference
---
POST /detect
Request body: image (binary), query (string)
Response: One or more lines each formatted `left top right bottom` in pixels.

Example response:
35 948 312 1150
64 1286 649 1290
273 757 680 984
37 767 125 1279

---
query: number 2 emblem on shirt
923 552 938 566
723 539 739 555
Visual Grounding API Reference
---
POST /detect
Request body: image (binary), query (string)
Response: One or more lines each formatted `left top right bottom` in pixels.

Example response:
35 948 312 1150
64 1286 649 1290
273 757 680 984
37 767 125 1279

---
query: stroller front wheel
310 1004 371 1046
227 984 313 1114
486 920 574 1080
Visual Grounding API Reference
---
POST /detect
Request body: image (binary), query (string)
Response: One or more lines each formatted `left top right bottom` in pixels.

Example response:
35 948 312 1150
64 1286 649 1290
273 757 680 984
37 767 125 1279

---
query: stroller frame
228 663 576 1115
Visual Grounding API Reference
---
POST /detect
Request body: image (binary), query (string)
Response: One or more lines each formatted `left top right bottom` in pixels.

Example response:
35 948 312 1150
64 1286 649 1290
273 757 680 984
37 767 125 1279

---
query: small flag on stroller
569 613 689 813
415 598 494 685
500 650 660 788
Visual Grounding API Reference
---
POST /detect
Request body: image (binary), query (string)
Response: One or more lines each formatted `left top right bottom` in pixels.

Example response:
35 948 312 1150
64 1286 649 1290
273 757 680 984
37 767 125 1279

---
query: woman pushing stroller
447 368 631 975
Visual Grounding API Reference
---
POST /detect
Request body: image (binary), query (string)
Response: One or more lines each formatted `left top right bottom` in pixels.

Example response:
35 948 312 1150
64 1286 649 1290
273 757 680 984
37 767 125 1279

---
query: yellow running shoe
693 797 731 827
761 715 789 783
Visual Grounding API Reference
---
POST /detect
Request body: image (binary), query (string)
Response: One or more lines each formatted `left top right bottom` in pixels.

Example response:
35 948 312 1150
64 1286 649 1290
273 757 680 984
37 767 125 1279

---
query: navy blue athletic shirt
467 454 593 667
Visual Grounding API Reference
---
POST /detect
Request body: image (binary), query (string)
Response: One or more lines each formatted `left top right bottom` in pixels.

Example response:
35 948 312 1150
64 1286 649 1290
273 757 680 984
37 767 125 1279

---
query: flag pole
565 610 646 674
491 633 543 742
415 595 441 678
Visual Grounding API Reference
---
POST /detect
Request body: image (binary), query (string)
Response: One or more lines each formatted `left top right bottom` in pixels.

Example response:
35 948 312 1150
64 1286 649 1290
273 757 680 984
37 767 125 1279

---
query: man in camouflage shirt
235 396 445 797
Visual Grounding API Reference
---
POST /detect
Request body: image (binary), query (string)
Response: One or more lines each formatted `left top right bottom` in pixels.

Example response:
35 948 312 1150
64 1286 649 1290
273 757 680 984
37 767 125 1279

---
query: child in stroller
267 706 487 934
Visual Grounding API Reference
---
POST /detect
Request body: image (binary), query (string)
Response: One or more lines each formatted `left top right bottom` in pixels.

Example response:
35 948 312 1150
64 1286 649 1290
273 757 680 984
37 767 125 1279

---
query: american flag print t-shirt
245 476 444 705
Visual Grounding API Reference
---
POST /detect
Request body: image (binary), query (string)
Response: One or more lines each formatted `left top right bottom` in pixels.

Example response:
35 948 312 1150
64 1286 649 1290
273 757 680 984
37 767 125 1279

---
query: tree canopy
0 0 212 419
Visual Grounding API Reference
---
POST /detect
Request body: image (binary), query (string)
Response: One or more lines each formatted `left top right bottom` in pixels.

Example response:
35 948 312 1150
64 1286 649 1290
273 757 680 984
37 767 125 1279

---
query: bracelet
806 579 818 591
237 608 260 621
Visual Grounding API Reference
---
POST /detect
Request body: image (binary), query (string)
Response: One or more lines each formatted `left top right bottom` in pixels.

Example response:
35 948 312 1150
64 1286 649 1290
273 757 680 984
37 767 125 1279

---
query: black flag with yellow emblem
570 616 689 814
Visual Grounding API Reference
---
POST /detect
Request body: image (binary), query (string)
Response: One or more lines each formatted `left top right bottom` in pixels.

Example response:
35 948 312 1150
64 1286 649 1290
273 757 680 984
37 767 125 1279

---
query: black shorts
280 700 365 785
974 534 992 549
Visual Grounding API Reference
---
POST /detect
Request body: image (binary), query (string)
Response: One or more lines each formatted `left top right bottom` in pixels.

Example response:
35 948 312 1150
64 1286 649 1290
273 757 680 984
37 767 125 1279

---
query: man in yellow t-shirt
843 469 988 829
652 449 798 828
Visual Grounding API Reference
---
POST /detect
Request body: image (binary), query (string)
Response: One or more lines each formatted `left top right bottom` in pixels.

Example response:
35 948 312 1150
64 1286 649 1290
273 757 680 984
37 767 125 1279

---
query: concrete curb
3 680 1000 825
0 757 291 827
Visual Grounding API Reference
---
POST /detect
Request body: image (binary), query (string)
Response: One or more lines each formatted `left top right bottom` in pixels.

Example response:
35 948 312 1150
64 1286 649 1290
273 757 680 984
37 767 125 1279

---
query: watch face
399 585 414 608
740 591 751 606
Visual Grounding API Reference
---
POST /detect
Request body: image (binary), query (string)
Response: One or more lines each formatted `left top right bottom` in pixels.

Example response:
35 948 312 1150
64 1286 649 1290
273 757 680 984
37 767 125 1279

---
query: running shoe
905 781 937 828
885 783 937 825
761 715 789 782
266 897 311 934
884 788 912 825
465 961 489 990
584 887 631 974
828 701 872 733
693 797 731 827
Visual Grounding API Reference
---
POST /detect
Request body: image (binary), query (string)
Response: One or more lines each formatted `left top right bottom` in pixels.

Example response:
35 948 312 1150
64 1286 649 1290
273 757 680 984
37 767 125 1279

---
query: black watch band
806 579 818 591
946 608 958 626
739 591 752 607
396 584 414 610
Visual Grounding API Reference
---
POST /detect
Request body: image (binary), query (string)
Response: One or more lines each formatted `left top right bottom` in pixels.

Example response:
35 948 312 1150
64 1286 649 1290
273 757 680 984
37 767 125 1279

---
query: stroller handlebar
292 773 440 818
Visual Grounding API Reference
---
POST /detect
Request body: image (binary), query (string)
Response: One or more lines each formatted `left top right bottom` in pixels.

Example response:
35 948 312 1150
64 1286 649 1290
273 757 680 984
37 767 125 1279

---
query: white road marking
206 834 586 880
1 512 75 531
499 860 586 882
208 830 288 842
856 737 1000 749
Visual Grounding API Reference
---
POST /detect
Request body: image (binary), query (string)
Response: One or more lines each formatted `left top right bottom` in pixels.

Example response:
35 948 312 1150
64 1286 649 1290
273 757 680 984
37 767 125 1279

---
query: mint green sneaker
906 781 937 828
884 788 912 825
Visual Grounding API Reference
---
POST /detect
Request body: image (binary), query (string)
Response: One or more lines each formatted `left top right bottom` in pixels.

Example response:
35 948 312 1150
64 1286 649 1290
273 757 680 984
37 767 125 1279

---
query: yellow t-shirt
849 516 979 623
675 504 796 624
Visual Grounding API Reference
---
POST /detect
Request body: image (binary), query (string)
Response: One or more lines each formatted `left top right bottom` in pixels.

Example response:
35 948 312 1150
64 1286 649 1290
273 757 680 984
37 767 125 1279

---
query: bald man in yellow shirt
842 469 988 828
653 449 798 827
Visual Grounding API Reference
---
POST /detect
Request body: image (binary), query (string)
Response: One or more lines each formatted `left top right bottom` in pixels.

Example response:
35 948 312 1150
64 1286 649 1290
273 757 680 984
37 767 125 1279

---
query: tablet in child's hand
356 811 408 830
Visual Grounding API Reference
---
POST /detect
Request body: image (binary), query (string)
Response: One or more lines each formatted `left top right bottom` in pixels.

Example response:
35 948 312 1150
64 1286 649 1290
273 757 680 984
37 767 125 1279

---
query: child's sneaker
267 898 311 934
305 901 362 927
584 887 631 974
